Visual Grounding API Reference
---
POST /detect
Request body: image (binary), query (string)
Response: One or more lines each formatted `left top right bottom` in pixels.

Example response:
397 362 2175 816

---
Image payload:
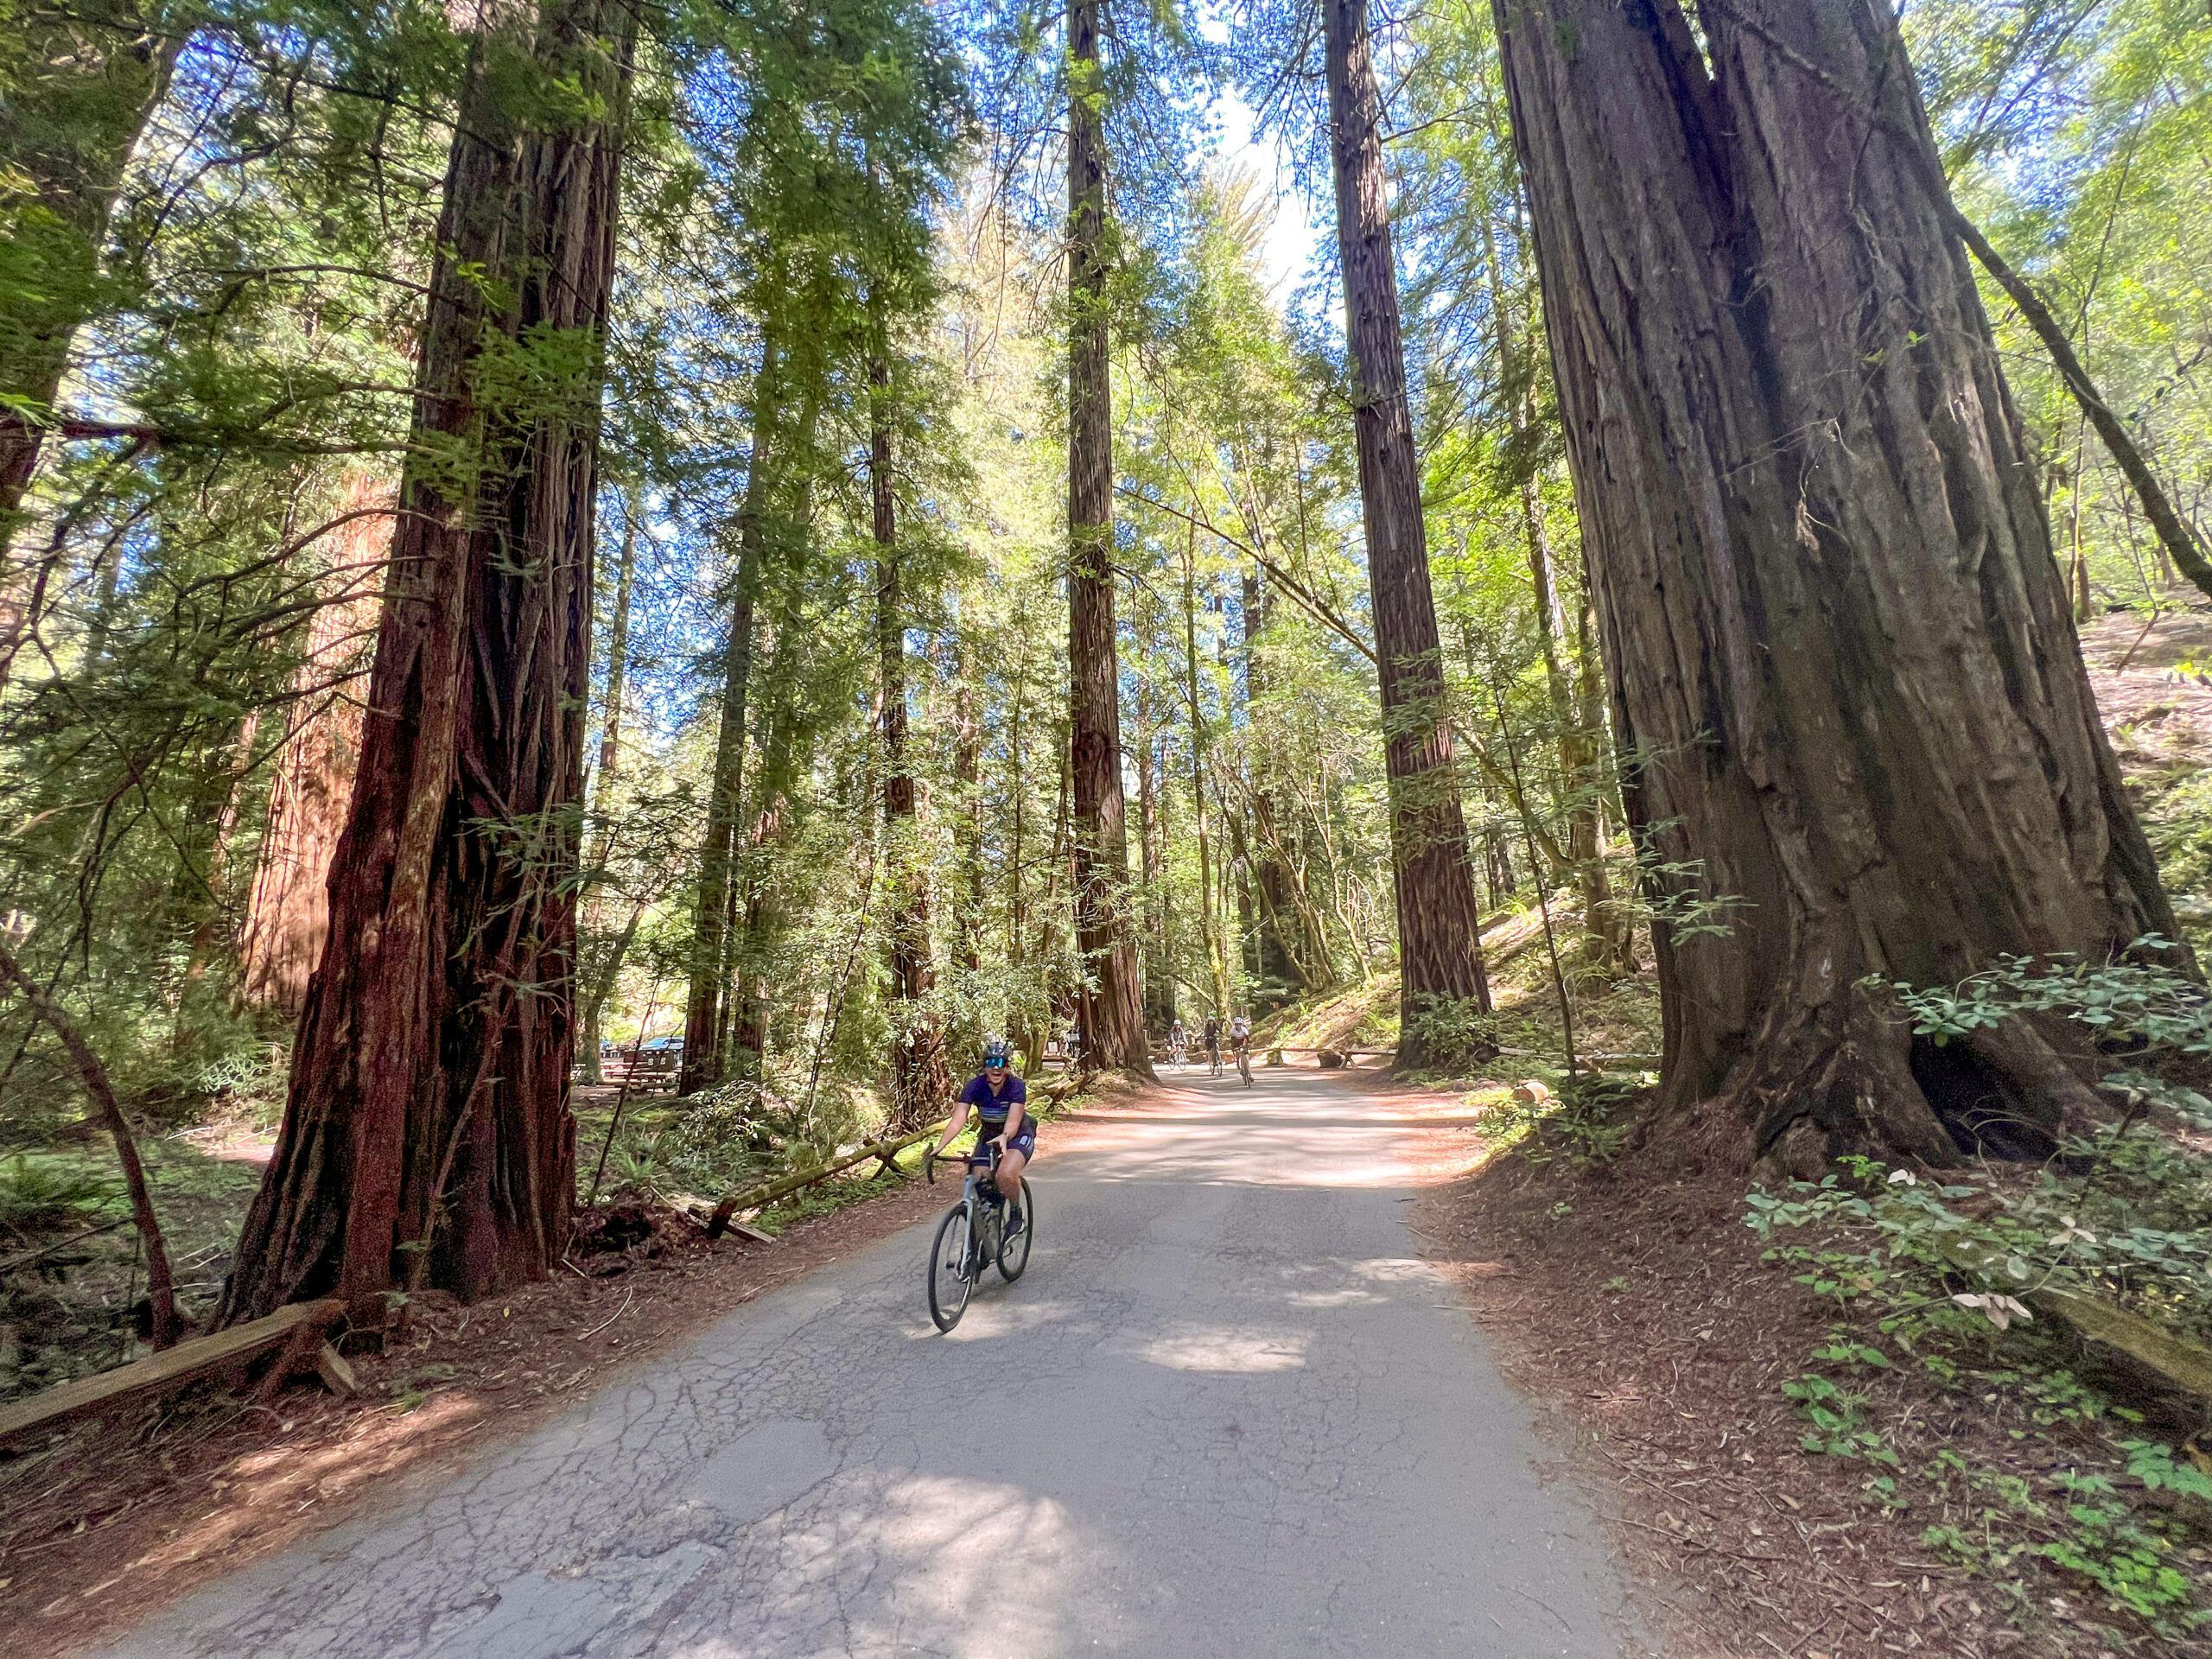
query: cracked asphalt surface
99 1068 1643 1659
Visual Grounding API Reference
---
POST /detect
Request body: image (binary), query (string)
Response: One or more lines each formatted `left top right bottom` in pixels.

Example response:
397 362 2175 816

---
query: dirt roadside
1415 1112 2207 1659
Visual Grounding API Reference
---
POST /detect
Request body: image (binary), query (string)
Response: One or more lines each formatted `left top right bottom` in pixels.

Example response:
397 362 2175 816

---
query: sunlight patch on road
925 1295 1081 1342
665 1474 1090 1659
1135 1325 1310 1373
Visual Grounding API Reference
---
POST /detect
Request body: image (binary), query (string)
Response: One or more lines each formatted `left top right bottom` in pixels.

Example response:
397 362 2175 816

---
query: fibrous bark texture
223 0 635 1322
1323 0 1493 1070
1492 0 2183 1163
1065 0 1152 1078
238 477 389 1014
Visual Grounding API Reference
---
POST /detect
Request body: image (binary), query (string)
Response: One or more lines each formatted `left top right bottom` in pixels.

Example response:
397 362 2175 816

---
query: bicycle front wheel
927 1203 974 1332
997 1183 1034 1281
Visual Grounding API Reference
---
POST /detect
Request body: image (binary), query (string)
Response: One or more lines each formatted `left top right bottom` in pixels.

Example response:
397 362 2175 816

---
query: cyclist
1229 1013 1253 1085
933 1038 1033 1236
1202 1014 1222 1076
1167 1017 1188 1068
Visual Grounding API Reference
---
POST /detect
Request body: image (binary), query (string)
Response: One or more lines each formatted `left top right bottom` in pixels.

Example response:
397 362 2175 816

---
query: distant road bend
102 1068 1643 1659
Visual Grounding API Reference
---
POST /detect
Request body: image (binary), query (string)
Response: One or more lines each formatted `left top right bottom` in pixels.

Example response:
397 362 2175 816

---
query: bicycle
1234 1042 1252 1087
922 1141 1034 1332
1208 1041 1223 1077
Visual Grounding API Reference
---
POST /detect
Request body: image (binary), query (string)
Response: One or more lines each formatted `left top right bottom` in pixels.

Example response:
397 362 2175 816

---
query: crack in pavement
95 1071 1648 1659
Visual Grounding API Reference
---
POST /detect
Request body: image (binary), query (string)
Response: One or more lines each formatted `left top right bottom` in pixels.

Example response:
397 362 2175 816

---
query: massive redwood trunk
222 0 635 1322
1065 0 1152 1078
1492 0 2182 1164
1323 0 1493 1070
873 357 952 1128
238 477 389 1014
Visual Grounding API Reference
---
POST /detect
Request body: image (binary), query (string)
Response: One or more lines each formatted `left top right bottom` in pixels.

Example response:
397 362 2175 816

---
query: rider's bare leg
996 1147 1028 1216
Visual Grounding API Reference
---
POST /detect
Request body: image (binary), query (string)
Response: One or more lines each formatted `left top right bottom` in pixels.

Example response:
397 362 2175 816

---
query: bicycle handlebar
924 1142 999 1185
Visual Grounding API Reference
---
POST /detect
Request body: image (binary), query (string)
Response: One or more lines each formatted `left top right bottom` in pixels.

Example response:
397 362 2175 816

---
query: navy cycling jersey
959 1071 1027 1127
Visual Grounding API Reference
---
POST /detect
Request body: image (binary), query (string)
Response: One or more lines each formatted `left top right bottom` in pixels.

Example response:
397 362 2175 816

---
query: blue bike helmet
982 1038 1014 1069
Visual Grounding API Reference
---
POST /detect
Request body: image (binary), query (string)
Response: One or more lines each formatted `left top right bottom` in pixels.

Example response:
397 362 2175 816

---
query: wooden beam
0 1298 343 1447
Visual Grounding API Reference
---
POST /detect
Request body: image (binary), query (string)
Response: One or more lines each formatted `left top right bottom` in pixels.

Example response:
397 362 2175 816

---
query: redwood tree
1491 0 2183 1165
1065 0 1153 1077
681 317 792 1096
873 354 952 1128
222 0 636 1321
238 478 388 1014
1322 0 1494 1069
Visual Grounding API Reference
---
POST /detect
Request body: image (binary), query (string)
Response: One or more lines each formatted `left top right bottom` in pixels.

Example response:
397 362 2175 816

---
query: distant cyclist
933 1039 1033 1236
1202 1014 1223 1077
1229 1014 1253 1086
1167 1017 1188 1068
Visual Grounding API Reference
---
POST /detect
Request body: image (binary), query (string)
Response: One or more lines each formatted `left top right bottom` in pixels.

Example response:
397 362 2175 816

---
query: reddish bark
1492 0 2183 1162
238 479 389 1014
1323 0 1494 1068
221 0 636 1321
1065 0 1153 1078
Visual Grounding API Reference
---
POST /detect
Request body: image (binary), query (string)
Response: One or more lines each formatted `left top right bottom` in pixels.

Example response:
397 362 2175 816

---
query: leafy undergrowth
2 1139 266 1405
1750 1146 2212 1644
1423 1084 2212 1658
1425 990 2212 1656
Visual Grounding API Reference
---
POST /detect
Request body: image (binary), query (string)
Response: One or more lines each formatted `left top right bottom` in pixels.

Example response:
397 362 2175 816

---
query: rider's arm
1001 1094 1026 1141
936 1097 970 1156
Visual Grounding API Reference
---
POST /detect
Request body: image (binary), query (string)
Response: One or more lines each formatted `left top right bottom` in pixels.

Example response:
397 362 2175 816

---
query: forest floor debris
1420 1113 2212 1659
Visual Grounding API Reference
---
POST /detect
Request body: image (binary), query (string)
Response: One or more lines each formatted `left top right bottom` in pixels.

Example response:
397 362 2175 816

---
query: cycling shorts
979 1117 1036 1159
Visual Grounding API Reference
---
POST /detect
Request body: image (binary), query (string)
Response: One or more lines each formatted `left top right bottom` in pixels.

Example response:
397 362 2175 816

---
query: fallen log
0 1297 344 1449
708 1126 939 1220
698 1082 1090 1235
1943 1236 2212 1417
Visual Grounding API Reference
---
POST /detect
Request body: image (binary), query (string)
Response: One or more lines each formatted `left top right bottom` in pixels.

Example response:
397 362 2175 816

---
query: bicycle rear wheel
997 1183 1034 1281
927 1203 973 1332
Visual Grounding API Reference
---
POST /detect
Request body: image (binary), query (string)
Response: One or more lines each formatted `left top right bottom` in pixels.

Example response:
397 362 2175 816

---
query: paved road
103 1069 1643 1659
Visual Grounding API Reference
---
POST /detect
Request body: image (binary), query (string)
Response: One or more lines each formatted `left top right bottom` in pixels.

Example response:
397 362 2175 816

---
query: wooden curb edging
0 1298 346 1450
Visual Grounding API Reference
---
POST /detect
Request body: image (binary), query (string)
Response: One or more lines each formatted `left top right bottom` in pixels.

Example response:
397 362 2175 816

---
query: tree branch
0 939 181 1348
